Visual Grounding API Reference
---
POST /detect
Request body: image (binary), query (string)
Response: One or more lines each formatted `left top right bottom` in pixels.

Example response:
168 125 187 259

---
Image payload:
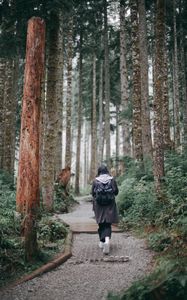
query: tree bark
120 0 131 157
56 12 64 174
89 51 97 181
98 60 104 165
16 17 45 260
65 16 73 168
0 58 6 169
162 42 171 149
179 0 187 152
104 0 111 166
3 59 18 177
42 13 59 211
83 119 88 187
138 0 152 160
173 0 180 149
75 36 83 195
153 0 165 195
182 42 187 152
116 104 120 175
130 0 143 161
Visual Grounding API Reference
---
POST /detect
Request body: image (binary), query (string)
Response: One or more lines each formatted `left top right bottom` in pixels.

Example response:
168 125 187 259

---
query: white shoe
103 237 110 254
99 241 104 249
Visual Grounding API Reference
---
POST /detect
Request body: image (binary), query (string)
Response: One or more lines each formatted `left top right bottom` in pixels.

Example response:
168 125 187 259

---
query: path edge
0 230 73 292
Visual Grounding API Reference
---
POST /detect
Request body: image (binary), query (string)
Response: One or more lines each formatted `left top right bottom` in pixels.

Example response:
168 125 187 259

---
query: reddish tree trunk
16 17 45 260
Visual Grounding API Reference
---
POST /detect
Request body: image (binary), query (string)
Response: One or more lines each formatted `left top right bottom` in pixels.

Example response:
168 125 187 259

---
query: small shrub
117 179 158 227
54 183 76 213
148 232 172 252
38 219 68 242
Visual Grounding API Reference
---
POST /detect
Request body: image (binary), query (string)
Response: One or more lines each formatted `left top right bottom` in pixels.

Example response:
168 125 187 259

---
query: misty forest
0 0 187 299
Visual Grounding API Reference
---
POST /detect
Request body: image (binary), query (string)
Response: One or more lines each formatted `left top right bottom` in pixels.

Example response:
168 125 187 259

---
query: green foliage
118 179 161 229
114 152 187 299
108 258 187 300
38 219 68 242
148 232 172 252
117 153 187 239
116 159 158 228
164 152 187 201
54 183 77 213
0 171 69 287
0 171 24 286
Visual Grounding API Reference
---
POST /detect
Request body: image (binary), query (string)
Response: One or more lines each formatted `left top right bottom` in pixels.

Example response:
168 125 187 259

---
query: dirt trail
0 196 154 300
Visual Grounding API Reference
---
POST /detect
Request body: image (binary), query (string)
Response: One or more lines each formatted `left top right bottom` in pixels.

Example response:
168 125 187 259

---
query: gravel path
0 196 154 300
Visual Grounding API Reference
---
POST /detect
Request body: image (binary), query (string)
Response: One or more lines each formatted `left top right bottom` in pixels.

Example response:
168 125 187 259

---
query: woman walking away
92 164 119 254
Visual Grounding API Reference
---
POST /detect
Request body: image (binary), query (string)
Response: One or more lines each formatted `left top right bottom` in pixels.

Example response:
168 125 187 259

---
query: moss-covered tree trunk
104 0 111 166
98 60 104 165
120 0 131 157
84 119 90 187
42 13 59 211
16 17 45 260
55 12 64 174
179 1 187 152
90 52 97 181
65 16 73 168
138 0 152 160
153 0 165 195
75 34 83 195
116 104 120 175
162 43 171 149
3 59 18 177
130 0 143 161
0 58 6 169
173 0 180 150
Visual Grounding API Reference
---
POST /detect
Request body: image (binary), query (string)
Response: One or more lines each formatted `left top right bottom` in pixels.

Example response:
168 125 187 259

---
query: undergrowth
111 152 187 300
0 170 69 288
54 183 77 213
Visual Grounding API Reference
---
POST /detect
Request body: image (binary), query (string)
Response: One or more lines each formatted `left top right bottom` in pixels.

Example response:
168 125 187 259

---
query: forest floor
0 196 154 300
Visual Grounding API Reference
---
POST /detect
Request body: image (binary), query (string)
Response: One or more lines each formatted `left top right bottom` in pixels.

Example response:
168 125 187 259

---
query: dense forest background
0 0 187 298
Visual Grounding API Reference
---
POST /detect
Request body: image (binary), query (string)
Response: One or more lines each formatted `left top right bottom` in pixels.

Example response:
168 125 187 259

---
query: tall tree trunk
182 43 187 152
116 104 120 175
89 52 97 181
65 16 73 168
40 61 47 188
3 59 18 177
75 36 83 195
98 60 104 164
16 17 45 260
84 119 88 187
173 0 180 149
120 0 130 157
153 0 165 196
104 0 111 166
162 42 171 149
130 0 143 161
138 0 152 160
0 58 6 169
179 0 187 152
56 12 64 174
42 14 59 211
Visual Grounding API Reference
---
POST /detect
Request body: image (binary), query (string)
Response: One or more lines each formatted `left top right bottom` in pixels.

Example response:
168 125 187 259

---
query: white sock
105 237 110 243
103 238 110 254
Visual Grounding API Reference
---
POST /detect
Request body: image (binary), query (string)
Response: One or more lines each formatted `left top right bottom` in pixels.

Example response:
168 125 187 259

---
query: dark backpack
95 180 115 206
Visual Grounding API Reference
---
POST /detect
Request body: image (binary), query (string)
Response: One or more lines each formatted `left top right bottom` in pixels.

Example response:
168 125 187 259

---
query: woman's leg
98 222 112 242
103 223 111 254
98 223 105 242
104 223 112 239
